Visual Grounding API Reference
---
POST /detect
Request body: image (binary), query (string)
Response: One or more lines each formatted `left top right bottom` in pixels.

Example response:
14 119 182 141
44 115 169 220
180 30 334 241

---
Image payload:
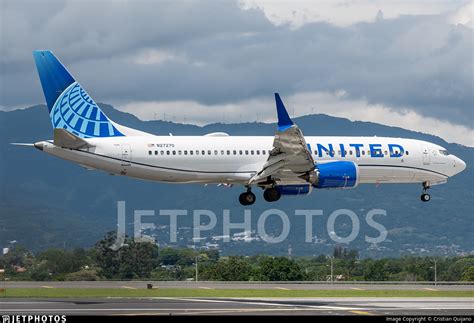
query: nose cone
452 156 466 175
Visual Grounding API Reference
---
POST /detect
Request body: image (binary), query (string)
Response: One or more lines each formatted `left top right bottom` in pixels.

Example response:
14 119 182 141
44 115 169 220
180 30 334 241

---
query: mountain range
0 104 472 257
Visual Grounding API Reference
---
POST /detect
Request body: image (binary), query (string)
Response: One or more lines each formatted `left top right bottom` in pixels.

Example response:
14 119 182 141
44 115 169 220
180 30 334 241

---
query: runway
5 281 473 291
1 297 473 315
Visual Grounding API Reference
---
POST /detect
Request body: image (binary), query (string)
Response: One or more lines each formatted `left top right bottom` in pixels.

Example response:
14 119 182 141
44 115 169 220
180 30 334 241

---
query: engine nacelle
277 184 312 195
314 161 359 189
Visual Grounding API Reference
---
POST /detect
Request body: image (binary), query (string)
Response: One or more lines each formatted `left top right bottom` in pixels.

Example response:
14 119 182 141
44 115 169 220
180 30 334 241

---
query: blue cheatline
33 50 124 138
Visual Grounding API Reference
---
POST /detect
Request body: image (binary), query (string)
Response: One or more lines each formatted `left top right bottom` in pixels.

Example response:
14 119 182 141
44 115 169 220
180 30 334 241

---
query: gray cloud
0 0 472 127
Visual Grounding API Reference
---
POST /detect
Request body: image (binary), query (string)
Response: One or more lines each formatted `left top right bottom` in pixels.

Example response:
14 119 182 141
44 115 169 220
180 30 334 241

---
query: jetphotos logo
1 315 66 323
110 201 388 250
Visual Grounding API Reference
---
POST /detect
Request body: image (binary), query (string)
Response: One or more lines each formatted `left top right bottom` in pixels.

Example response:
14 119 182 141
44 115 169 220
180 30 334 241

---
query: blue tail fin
33 50 124 138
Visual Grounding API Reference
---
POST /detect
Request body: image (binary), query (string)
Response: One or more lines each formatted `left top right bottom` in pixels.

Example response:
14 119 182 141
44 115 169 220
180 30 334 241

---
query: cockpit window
439 150 449 156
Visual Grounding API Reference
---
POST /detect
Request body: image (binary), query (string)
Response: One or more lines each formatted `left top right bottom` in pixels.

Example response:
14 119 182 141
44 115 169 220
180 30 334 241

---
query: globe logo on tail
50 82 124 138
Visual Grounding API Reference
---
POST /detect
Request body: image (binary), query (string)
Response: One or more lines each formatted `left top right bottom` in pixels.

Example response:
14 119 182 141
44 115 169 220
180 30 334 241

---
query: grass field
1 288 472 298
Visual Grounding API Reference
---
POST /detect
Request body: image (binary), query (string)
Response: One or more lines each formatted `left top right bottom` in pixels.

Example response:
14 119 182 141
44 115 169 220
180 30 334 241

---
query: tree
258 257 303 281
29 260 51 281
333 245 344 259
159 247 197 267
0 245 34 274
363 259 388 281
65 268 100 281
201 256 252 281
333 246 359 260
150 267 176 280
203 249 220 262
36 248 89 277
91 231 123 278
461 266 474 281
445 258 474 281
159 247 182 266
92 231 159 279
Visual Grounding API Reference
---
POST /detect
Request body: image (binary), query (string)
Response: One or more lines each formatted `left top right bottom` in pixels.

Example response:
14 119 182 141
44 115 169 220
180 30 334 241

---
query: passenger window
262 150 266 155
207 150 211 155
155 151 158 155
166 151 170 155
202 150 205 155
314 150 318 156
239 150 243 155
406 151 409 155
214 150 218 155
251 150 254 155
349 150 353 155
384 151 388 155
178 150 182 155
233 150 237 155
196 150 199 155
256 150 260 155
184 150 187 155
221 150 224 155
172 151 176 155
245 150 249 155
362 151 365 155
190 150 193 155
148 151 152 155
227 150 230 155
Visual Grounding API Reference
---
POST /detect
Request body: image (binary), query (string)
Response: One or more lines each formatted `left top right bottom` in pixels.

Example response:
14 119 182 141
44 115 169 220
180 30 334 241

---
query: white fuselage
35 135 466 188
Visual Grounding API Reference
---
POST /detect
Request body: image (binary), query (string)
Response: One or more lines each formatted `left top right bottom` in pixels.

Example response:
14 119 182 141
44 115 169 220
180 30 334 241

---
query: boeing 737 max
20 51 467 205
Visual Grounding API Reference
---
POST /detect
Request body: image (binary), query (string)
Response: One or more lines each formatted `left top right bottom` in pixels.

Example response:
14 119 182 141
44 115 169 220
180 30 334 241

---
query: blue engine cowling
314 161 359 189
277 184 312 195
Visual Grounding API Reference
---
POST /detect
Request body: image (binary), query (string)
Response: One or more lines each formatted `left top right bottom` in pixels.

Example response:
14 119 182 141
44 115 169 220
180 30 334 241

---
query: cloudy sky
1 0 473 145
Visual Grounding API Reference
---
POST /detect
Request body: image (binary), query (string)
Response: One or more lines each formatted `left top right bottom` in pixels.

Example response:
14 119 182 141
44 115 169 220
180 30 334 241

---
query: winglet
275 93 293 131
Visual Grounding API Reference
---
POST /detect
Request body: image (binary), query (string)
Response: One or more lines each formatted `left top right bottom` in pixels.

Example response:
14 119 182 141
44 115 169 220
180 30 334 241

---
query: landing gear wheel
239 191 256 205
420 182 431 202
263 187 281 202
420 193 431 202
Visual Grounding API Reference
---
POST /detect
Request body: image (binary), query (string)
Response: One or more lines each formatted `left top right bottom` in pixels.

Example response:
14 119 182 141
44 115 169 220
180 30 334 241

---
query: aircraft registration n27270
18 51 466 205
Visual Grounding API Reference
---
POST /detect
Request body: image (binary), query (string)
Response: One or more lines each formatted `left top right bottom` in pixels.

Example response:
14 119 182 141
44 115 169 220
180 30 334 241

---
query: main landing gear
239 187 282 205
239 187 256 206
420 182 431 202
263 187 281 202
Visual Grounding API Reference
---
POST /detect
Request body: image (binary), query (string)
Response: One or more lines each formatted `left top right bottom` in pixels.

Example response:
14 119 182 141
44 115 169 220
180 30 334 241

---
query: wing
249 93 315 185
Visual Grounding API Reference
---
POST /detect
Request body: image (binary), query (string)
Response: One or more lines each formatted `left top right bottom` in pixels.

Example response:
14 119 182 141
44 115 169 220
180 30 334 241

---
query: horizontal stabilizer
54 128 90 149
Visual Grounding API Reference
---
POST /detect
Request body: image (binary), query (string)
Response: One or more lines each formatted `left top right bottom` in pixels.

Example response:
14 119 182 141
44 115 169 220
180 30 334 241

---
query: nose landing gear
420 182 431 202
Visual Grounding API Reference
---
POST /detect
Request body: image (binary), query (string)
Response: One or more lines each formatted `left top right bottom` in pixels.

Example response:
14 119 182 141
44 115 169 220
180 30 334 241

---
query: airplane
20 50 466 205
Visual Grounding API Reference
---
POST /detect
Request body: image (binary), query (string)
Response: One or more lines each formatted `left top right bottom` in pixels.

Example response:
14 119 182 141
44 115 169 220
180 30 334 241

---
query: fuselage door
422 145 431 165
121 144 131 166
